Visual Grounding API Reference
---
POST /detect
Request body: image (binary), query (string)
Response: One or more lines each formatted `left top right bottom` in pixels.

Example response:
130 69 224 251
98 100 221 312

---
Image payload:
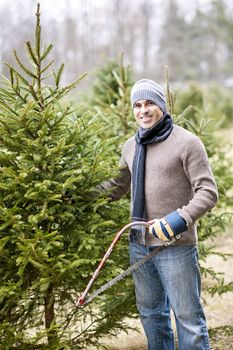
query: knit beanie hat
130 79 167 112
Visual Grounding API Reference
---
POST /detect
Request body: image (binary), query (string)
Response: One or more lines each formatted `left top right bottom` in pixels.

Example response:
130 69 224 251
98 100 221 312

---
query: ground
88 226 233 350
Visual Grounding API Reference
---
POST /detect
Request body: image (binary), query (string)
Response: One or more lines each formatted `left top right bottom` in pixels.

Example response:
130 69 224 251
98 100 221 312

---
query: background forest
0 1 232 349
1 0 233 86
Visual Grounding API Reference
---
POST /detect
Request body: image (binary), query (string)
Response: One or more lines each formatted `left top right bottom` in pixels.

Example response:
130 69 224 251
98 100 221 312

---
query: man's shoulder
172 124 200 144
123 135 135 150
120 135 135 161
172 124 207 157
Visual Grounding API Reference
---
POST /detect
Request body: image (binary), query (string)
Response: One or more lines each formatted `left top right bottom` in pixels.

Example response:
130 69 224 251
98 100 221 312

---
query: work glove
149 211 187 241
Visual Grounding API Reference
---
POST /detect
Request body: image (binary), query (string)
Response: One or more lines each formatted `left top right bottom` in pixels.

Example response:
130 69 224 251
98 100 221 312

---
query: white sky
0 0 214 20
1 0 232 24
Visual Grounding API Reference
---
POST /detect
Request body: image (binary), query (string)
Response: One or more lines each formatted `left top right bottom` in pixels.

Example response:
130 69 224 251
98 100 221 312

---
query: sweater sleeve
177 137 218 227
100 149 131 201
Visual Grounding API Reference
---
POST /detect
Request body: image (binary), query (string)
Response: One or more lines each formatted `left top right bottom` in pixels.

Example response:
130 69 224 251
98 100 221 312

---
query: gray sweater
103 125 218 246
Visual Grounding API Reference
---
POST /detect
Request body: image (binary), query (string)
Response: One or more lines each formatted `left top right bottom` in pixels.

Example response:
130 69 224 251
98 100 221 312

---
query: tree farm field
88 128 233 350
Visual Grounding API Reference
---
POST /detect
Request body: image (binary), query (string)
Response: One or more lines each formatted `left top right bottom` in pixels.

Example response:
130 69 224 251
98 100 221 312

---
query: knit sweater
103 124 218 246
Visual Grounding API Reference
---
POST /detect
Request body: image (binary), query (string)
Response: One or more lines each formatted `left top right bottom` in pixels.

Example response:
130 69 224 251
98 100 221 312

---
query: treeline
0 0 233 85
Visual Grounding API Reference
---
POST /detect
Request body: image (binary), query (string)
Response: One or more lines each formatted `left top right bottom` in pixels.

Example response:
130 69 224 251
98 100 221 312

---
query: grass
209 326 233 350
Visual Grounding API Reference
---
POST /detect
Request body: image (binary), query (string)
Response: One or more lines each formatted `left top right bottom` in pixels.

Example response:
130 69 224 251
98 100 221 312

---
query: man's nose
141 105 149 113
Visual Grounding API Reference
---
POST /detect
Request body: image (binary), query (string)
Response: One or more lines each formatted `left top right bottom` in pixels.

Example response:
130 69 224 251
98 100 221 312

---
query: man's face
133 99 163 129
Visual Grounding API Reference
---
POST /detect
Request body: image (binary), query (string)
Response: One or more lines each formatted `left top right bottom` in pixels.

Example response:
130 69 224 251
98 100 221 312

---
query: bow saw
76 221 180 307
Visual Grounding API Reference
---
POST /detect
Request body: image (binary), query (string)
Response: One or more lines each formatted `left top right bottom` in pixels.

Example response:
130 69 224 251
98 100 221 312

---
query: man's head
130 79 167 129
130 79 167 113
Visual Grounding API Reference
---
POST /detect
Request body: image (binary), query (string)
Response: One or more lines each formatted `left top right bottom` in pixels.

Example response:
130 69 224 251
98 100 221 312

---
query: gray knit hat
130 79 167 112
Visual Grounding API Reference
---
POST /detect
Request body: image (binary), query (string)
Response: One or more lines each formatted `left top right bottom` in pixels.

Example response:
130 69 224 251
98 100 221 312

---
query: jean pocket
129 226 146 244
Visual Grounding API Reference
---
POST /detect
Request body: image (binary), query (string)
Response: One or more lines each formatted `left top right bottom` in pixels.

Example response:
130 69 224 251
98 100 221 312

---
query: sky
0 0 213 20
2 0 233 30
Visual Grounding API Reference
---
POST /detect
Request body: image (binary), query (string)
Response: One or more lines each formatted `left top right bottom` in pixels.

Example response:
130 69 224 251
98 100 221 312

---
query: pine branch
35 4 41 62
164 65 174 115
53 63 65 89
5 63 29 86
0 119 12 133
48 106 71 133
209 281 233 296
18 101 34 121
174 105 194 125
34 3 44 108
26 41 39 66
13 83 29 104
44 73 87 107
7 67 29 103
0 99 18 115
15 86 43 112
112 70 123 90
40 72 54 81
41 43 53 61
40 60 54 74
9 66 14 86
13 49 37 79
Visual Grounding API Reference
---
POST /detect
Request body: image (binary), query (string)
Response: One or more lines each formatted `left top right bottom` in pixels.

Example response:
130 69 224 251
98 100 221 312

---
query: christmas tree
0 4 131 349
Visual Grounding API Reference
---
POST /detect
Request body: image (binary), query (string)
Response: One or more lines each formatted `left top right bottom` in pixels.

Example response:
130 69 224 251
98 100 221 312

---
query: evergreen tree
174 83 233 128
0 4 133 349
89 55 134 139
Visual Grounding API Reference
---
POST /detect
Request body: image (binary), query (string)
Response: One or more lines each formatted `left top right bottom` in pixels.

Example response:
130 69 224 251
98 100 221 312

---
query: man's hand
148 211 187 241
149 218 174 241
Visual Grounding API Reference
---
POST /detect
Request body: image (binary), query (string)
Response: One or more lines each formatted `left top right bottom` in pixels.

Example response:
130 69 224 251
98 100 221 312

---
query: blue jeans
130 243 210 350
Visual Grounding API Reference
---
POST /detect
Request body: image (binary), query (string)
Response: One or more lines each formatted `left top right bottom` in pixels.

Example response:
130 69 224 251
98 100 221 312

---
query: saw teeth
82 237 179 306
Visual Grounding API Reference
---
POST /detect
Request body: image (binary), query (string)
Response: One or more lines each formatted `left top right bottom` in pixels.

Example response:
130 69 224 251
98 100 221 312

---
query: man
102 79 218 349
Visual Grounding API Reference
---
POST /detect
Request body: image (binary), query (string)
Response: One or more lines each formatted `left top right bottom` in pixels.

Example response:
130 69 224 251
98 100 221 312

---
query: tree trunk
44 285 57 345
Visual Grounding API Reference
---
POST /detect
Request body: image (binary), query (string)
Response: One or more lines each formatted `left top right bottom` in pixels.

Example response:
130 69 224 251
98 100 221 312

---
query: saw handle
75 221 150 307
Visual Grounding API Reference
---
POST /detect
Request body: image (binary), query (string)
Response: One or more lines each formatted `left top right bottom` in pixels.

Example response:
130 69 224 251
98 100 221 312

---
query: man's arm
100 150 131 201
149 136 218 241
177 137 218 227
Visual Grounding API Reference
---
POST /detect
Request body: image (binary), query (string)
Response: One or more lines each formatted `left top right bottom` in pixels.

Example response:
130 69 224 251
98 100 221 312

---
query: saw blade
82 236 180 306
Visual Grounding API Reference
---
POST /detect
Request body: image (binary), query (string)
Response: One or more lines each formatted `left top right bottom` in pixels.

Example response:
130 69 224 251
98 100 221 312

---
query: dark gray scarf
131 112 173 240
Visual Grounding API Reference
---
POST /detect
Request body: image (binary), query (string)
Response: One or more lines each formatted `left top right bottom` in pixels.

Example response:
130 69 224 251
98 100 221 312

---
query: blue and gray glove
149 211 187 241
